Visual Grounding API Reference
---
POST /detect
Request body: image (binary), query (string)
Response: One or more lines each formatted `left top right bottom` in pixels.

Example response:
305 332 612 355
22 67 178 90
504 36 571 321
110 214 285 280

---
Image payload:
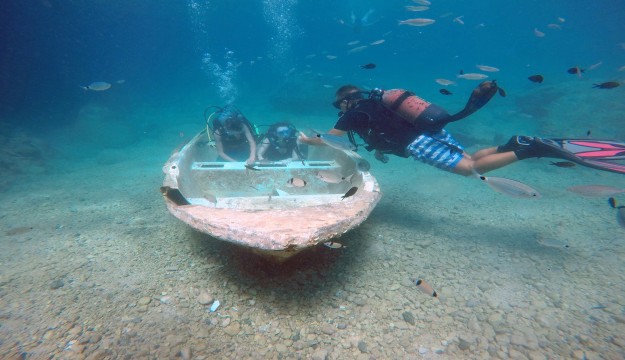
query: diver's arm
257 138 270 161
215 133 237 162
299 128 346 146
243 127 257 165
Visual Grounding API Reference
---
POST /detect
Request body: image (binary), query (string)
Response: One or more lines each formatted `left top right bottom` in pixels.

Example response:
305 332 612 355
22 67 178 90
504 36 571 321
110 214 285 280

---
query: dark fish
586 130 591 136
341 186 358 200
245 164 261 171
439 88 452 95
360 63 376 69
608 197 625 229
550 161 576 168
593 81 620 89
567 66 584 75
609 197 617 208
497 87 506 97
528 74 544 83
160 186 190 206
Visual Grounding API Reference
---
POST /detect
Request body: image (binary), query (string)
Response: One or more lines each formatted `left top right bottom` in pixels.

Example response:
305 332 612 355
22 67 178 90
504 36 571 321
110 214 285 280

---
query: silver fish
286 177 307 187
478 174 541 199
81 81 111 91
536 237 570 249
567 185 625 197
398 18 435 26
457 73 488 80
316 170 353 184
617 207 625 229
316 133 357 151
323 241 346 249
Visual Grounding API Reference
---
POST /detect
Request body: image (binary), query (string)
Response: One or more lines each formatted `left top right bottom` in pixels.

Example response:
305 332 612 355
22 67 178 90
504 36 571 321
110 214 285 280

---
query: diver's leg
453 151 518 176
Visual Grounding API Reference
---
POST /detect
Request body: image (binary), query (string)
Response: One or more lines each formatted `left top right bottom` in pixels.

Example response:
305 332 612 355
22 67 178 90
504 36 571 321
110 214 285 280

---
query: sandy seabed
1 133 625 360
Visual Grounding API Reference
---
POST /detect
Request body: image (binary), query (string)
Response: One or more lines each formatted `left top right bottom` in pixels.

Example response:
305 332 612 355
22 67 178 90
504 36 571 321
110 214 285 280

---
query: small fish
608 197 625 229
347 40 360 46
323 241 346 249
316 170 353 184
370 39 385 46
567 185 625 197
588 61 603 70
341 186 358 200
80 81 111 91
326 55 337 60
593 81 620 89
315 132 357 151
115 79 126 84
557 17 566 23
528 74 544 83
478 174 542 199
415 279 440 299
457 72 488 80
476 64 500 72
286 177 307 187
567 66 585 75
586 130 592 136
361 63 376 69
204 193 217 204
435 78 455 86
547 23 562 30
453 16 464 25
439 89 452 95
411 0 431 5
536 237 570 249
404 5 429 11
398 18 436 27
348 45 368 53
550 161 576 168
160 186 191 206
618 65 625 72
534 28 545 37
245 164 261 171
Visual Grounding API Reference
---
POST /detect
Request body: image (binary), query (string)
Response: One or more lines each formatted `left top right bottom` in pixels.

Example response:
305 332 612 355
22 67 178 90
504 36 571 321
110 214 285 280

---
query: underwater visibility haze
1 0 625 358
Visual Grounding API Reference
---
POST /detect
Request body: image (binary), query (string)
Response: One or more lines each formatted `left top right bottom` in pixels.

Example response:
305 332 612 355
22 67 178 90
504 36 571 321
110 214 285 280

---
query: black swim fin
447 80 504 123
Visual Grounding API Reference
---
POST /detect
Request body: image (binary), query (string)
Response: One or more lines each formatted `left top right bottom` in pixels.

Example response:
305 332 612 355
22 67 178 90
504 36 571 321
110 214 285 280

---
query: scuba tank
378 89 450 132
372 80 505 132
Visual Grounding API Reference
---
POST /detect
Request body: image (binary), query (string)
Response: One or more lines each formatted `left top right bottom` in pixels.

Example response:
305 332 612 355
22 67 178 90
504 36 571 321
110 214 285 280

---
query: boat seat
191 161 340 171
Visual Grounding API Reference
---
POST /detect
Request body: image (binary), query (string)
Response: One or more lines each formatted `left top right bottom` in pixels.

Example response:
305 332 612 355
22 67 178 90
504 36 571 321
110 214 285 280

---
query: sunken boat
161 129 382 261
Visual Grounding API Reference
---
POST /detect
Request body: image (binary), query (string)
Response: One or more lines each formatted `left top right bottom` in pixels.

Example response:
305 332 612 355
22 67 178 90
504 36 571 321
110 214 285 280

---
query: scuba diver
206 105 257 165
299 83 625 176
257 122 305 162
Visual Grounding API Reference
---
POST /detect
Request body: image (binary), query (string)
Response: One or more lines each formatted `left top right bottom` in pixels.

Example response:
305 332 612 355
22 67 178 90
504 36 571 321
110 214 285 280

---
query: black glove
374 150 389 163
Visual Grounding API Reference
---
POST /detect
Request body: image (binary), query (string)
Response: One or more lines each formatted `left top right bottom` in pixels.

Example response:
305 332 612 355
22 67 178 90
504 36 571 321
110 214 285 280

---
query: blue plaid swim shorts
405 130 464 171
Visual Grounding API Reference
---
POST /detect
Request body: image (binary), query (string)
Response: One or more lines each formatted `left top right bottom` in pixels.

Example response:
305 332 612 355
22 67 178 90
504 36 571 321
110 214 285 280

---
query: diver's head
333 84 365 111
270 123 296 147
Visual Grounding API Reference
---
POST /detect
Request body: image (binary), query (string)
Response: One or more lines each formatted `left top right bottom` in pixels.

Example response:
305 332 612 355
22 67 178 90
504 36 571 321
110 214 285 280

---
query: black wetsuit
334 99 435 157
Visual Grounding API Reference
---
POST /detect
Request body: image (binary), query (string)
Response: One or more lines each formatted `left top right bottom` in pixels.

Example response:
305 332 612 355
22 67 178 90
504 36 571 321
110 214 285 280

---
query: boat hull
162 130 382 260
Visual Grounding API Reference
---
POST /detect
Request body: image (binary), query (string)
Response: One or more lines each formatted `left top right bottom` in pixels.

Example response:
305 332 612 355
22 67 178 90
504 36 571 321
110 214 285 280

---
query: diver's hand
299 131 324 146
374 150 389 163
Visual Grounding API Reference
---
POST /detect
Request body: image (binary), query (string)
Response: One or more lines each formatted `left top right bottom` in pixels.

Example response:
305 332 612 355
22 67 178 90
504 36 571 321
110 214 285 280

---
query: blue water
1 1 625 359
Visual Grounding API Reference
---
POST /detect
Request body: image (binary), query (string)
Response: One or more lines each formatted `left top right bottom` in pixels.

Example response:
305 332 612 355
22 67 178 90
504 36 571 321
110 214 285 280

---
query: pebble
137 297 151 306
321 323 335 335
402 311 416 325
160 296 173 305
311 348 328 360
197 292 213 305
50 279 64 290
223 323 240 336
358 340 368 353
418 347 428 354
179 347 192 360
337 323 347 329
